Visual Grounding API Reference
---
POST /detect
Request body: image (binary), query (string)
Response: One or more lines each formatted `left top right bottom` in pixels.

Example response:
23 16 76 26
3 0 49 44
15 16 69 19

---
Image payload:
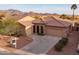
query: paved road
21 35 61 54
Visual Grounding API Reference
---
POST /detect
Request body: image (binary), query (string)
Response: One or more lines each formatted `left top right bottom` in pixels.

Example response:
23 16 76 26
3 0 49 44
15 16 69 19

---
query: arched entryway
33 25 45 35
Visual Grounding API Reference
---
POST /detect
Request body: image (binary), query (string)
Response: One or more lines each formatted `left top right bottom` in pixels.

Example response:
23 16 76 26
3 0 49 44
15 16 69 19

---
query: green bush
0 18 21 37
54 37 68 51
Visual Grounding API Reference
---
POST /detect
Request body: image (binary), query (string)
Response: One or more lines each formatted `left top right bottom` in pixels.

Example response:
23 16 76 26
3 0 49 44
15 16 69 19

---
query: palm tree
71 4 77 20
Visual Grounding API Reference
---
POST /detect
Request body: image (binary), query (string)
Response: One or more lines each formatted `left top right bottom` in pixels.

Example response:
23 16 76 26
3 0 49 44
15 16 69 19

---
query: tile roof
18 16 73 28
46 16 72 27
18 16 35 27
33 16 72 27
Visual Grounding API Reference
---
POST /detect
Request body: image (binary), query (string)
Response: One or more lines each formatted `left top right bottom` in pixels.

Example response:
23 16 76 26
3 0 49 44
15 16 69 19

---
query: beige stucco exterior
25 25 33 38
30 23 71 37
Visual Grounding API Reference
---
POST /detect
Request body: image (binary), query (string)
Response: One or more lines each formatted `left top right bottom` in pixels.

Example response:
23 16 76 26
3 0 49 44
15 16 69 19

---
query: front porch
33 24 45 35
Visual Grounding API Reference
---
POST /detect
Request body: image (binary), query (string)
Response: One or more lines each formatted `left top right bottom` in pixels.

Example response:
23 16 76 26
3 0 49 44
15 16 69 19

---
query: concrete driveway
21 35 61 54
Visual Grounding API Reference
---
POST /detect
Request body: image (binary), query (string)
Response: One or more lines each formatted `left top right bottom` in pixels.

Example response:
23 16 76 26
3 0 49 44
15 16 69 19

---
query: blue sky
0 4 79 15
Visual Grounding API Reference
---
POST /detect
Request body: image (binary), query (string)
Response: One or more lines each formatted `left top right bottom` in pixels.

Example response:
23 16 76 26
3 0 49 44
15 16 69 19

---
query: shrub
55 42 64 51
54 37 68 51
61 37 68 45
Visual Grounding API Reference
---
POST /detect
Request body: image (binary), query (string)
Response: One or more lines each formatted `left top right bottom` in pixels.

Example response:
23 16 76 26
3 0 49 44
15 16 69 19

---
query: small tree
0 17 21 37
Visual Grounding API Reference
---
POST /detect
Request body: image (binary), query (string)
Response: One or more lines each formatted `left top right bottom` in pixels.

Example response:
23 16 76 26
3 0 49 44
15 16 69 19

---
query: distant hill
25 11 60 16
0 9 79 21
0 9 26 20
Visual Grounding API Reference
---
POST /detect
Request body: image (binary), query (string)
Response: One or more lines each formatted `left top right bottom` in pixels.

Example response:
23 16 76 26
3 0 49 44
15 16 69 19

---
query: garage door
46 26 65 37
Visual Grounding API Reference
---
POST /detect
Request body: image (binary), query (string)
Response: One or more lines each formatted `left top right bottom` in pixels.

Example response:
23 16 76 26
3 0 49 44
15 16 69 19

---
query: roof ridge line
40 17 46 24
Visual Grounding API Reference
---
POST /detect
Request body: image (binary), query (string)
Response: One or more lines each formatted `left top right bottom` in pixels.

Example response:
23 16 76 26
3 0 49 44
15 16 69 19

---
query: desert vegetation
0 17 22 37
54 37 68 51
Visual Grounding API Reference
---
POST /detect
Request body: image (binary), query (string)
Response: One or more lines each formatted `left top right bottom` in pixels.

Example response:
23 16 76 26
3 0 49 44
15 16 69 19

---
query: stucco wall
46 26 69 37
25 25 33 38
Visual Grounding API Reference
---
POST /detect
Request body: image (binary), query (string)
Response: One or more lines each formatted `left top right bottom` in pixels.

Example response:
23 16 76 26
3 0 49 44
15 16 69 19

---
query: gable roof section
18 16 35 27
43 16 72 27
33 16 72 27
18 16 72 28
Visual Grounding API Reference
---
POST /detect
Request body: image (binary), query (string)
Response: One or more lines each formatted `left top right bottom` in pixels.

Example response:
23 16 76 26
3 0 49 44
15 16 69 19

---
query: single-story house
18 16 73 37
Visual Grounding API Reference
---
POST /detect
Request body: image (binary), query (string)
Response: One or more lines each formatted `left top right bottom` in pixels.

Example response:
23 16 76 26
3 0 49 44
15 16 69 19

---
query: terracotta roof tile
18 16 35 27
33 16 72 27
44 16 72 27
18 16 72 27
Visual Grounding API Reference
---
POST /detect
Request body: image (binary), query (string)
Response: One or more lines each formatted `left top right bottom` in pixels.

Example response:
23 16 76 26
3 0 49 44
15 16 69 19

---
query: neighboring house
18 16 73 37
